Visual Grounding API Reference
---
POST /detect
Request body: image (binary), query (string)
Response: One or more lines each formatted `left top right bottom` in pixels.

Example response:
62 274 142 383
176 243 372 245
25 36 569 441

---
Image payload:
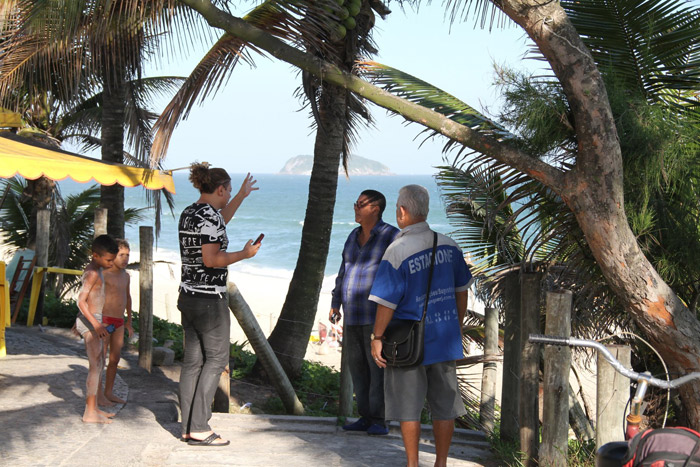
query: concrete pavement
0 325 496 466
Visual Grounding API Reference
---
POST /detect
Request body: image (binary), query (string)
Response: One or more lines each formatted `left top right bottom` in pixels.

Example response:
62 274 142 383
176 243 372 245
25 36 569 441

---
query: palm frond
359 60 514 140
442 0 513 30
151 0 347 163
563 0 700 109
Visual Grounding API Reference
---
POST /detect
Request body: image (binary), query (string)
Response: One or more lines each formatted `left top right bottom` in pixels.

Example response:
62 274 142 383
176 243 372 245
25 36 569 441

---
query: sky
143 2 542 175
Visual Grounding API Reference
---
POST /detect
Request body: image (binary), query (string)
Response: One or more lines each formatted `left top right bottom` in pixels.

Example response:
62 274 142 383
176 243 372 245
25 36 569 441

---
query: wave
231 263 294 280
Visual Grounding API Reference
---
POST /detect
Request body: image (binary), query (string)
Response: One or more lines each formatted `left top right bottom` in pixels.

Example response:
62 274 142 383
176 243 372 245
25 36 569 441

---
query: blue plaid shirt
331 219 399 325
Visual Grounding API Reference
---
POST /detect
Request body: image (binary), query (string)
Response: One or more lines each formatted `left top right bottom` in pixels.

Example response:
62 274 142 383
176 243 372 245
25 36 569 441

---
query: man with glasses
330 189 399 435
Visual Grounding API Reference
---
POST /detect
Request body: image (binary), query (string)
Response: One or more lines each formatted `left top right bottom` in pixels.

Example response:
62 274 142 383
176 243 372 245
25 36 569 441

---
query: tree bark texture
24 176 55 249
265 83 346 380
100 68 126 239
178 0 700 427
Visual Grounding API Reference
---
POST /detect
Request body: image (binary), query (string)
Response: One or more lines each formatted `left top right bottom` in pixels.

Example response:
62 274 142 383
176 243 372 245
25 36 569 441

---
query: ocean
57 173 455 280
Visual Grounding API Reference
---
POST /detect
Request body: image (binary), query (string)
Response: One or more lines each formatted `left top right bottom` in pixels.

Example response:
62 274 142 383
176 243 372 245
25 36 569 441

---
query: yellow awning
0 134 175 193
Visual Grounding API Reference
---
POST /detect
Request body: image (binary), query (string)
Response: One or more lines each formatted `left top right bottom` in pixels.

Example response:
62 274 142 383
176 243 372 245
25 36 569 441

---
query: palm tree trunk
265 83 346 380
100 68 126 239
24 176 55 248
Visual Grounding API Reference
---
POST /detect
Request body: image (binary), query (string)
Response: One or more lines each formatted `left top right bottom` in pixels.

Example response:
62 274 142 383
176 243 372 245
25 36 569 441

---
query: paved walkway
0 326 496 466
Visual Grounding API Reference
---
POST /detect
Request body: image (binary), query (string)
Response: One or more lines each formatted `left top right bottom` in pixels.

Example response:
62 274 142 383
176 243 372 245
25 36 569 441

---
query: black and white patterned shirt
178 203 229 298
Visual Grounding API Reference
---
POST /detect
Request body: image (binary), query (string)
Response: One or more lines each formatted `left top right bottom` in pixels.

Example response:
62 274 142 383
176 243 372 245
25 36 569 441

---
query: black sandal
187 433 230 446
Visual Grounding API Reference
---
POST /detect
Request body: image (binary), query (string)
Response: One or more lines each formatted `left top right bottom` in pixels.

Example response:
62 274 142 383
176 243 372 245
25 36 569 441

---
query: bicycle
529 334 700 466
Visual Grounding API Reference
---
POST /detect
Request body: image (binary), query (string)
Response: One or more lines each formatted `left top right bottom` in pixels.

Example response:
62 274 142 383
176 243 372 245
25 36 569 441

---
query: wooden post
519 272 542 467
479 306 498 433
138 226 153 372
500 271 521 443
338 320 353 418
597 345 631 449
0 262 7 357
94 208 108 237
33 209 50 326
227 282 304 415
540 290 572 466
213 364 231 413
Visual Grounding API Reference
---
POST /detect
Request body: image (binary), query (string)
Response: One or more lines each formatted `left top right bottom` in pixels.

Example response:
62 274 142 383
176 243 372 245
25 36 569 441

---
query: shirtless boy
101 239 134 405
76 234 118 424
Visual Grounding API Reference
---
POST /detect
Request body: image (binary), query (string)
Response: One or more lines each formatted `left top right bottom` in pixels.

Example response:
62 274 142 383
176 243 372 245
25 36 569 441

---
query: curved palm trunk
266 83 346 380
100 68 126 239
568 183 700 425
512 0 700 427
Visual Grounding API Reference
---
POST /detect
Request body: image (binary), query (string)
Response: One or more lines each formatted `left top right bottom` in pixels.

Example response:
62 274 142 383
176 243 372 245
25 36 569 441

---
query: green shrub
568 439 596 466
131 311 184 361
43 294 80 328
259 360 344 417
229 341 257 378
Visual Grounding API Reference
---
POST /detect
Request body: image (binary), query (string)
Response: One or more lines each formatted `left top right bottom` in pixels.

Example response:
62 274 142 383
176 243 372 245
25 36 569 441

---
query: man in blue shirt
369 184 471 467
330 190 399 435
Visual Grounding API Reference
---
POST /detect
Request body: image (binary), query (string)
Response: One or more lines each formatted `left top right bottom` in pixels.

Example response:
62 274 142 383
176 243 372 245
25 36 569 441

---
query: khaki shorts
76 313 102 337
384 360 467 421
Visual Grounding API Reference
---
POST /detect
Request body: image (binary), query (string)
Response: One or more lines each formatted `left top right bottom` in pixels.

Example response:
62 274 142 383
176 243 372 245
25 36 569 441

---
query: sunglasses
354 200 377 209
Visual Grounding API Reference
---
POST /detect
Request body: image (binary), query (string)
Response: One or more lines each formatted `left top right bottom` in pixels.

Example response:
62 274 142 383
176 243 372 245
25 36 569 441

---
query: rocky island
279 155 394 176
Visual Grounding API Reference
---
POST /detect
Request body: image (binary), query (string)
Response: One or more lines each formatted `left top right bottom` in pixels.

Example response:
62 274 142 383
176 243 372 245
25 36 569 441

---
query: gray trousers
177 293 230 434
345 324 385 426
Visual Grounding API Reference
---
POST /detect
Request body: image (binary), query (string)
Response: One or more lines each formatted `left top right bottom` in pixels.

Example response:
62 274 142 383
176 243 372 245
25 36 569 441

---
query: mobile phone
253 233 264 245
330 310 341 324
105 323 116 334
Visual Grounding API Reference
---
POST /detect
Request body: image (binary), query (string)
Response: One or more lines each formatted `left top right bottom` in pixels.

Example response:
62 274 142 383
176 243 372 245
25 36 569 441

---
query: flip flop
187 433 230 446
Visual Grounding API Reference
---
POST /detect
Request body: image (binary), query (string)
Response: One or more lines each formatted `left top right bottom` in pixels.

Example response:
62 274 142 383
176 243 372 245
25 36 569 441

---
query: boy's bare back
103 268 130 319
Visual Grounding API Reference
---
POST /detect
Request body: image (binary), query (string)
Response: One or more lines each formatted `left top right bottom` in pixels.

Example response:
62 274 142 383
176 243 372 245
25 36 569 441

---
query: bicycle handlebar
529 334 700 390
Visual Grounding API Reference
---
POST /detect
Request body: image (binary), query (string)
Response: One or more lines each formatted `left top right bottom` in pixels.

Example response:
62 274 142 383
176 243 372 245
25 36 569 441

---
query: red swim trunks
102 316 125 329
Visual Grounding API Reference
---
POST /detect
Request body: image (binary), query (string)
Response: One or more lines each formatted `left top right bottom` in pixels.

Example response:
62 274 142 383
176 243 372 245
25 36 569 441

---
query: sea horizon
58 172 457 278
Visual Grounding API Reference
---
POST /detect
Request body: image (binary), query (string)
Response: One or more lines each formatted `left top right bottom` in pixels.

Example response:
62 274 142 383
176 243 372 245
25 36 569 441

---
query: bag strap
420 232 438 322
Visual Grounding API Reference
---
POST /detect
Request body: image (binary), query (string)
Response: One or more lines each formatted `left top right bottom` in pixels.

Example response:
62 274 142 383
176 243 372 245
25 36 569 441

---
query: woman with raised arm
177 162 260 446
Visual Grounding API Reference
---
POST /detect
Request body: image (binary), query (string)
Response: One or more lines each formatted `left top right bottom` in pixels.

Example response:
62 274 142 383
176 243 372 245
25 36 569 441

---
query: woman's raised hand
238 173 259 198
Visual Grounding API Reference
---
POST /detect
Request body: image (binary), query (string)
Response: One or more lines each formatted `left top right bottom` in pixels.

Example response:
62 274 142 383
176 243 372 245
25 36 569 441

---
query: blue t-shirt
369 222 472 365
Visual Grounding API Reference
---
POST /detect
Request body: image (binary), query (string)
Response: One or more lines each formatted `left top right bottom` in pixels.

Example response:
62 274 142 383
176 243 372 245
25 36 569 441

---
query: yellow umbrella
0 134 175 193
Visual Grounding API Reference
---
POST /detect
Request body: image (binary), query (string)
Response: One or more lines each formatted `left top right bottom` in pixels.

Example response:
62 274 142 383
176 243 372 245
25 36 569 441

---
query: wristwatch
370 332 384 341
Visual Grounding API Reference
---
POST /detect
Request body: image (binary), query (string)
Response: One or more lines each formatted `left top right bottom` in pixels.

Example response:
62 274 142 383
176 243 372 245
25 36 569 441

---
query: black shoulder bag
381 232 438 368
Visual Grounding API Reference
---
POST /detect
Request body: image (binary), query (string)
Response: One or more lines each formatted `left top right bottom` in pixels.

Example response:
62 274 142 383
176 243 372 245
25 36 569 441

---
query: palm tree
0 0 187 238
150 0 387 379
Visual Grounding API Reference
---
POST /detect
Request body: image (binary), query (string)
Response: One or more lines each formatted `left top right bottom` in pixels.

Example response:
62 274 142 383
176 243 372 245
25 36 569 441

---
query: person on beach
76 234 119 424
178 162 260 446
330 190 399 436
100 238 134 405
369 185 472 467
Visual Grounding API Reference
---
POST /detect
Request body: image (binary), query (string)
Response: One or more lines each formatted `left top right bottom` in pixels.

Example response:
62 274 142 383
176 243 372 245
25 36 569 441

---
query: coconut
343 16 356 30
347 0 361 16
331 24 347 42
